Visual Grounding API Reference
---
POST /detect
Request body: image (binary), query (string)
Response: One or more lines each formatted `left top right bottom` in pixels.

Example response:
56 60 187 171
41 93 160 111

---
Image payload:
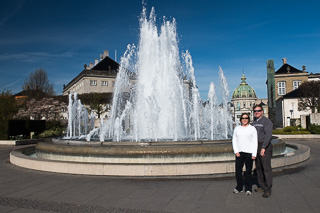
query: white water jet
67 93 73 137
219 66 233 139
64 92 95 139
208 82 217 140
66 6 233 142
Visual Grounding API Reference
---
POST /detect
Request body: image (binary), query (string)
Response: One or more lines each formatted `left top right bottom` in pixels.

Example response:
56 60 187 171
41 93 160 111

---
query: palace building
231 73 267 124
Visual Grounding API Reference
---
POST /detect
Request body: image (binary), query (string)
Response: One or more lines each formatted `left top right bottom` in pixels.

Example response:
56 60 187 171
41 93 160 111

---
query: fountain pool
10 137 310 176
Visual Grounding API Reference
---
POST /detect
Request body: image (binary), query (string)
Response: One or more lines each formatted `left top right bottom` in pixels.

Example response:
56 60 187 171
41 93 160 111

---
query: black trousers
255 143 273 193
235 152 253 192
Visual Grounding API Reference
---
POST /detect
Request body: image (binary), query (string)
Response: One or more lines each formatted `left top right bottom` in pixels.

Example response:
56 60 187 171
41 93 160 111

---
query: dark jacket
252 116 273 149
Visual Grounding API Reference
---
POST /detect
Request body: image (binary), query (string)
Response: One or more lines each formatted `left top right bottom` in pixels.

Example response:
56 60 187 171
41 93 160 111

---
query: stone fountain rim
36 137 285 156
10 142 310 177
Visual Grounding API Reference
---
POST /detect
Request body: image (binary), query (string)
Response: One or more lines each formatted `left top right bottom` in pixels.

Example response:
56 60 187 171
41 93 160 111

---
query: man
252 104 273 198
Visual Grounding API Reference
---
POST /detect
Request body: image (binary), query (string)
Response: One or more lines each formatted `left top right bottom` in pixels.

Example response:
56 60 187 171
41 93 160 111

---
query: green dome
232 74 257 99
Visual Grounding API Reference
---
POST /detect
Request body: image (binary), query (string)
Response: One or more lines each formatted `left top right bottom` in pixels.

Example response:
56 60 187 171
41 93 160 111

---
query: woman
232 113 258 195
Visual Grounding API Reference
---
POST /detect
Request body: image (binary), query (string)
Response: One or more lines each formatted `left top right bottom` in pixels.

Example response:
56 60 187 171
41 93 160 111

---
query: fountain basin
34 138 285 164
9 137 310 177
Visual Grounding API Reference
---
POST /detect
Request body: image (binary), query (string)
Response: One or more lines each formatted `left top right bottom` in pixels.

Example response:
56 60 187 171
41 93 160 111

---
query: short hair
240 112 250 123
253 104 263 111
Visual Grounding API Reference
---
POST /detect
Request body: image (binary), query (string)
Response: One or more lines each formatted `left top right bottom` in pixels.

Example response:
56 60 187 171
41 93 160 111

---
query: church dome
232 74 257 99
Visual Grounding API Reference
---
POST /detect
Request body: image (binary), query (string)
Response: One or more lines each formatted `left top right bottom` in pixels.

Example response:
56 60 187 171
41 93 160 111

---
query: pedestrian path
0 138 319 213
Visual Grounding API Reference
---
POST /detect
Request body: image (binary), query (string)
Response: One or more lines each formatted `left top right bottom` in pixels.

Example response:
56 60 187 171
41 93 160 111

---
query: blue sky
1 0 319 101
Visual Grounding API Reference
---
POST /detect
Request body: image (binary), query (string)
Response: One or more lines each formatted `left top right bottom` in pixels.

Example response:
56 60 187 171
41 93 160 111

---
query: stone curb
0 139 44 146
273 134 320 139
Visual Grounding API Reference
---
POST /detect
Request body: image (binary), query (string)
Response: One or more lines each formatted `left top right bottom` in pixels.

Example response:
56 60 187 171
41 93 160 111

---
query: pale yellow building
269 58 319 128
274 58 309 101
63 50 119 95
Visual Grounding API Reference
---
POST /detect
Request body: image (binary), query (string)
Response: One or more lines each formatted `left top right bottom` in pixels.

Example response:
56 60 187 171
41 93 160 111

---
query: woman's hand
235 152 240 157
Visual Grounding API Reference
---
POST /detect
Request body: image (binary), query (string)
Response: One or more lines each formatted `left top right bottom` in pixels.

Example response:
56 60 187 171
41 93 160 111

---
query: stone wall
310 113 320 125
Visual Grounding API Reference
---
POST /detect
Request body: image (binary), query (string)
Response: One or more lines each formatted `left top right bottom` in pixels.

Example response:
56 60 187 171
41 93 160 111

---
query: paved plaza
0 138 319 213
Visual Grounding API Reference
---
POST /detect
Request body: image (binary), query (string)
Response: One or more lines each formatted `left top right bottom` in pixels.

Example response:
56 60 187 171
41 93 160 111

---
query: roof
275 63 308 75
282 88 300 99
14 89 48 97
91 56 120 71
63 56 120 92
14 90 69 102
232 74 257 99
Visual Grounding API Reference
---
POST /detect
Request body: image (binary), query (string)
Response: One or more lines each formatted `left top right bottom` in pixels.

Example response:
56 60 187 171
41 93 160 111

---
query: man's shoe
254 188 264 193
246 191 252 195
262 191 271 198
233 188 243 194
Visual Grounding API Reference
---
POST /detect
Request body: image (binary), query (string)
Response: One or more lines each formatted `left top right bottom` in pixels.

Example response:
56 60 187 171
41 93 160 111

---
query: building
231 73 268 124
273 58 309 101
267 58 319 128
63 50 119 95
275 89 311 128
309 72 320 81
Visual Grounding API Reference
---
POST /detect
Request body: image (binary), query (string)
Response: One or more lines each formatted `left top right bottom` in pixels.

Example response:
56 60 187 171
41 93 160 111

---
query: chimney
100 54 103 61
302 65 306 71
94 59 99 66
103 50 109 58
89 62 94 69
282 57 287 65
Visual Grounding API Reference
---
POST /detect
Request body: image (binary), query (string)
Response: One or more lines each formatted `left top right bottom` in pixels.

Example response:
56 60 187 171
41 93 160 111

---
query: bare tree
298 81 320 113
22 68 55 95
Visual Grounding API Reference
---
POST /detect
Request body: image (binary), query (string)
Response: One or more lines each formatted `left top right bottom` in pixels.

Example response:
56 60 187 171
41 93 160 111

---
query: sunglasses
241 117 249 120
253 110 262 112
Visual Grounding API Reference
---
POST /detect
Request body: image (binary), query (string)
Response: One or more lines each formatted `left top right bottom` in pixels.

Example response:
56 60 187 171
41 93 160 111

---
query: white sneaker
246 191 252 195
233 188 243 193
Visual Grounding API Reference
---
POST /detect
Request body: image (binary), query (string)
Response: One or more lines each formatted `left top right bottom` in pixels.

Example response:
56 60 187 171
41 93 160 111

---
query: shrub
273 127 310 135
0 120 9 140
38 120 66 138
39 128 64 138
283 126 296 132
46 120 65 130
308 124 320 134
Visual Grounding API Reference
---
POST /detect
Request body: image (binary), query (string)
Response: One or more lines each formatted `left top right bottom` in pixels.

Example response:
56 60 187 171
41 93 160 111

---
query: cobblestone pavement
0 138 319 213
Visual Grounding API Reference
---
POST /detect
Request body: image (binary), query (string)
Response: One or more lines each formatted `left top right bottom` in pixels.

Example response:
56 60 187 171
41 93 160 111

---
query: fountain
59 6 233 143
10 6 310 177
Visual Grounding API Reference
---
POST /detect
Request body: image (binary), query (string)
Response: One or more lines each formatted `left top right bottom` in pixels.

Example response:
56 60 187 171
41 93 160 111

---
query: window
101 81 108 86
278 81 286 95
90 80 97 86
293 80 301 90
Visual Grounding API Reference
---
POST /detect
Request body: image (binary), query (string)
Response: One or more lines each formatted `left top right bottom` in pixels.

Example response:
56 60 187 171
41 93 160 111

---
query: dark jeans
255 143 273 193
235 152 253 192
